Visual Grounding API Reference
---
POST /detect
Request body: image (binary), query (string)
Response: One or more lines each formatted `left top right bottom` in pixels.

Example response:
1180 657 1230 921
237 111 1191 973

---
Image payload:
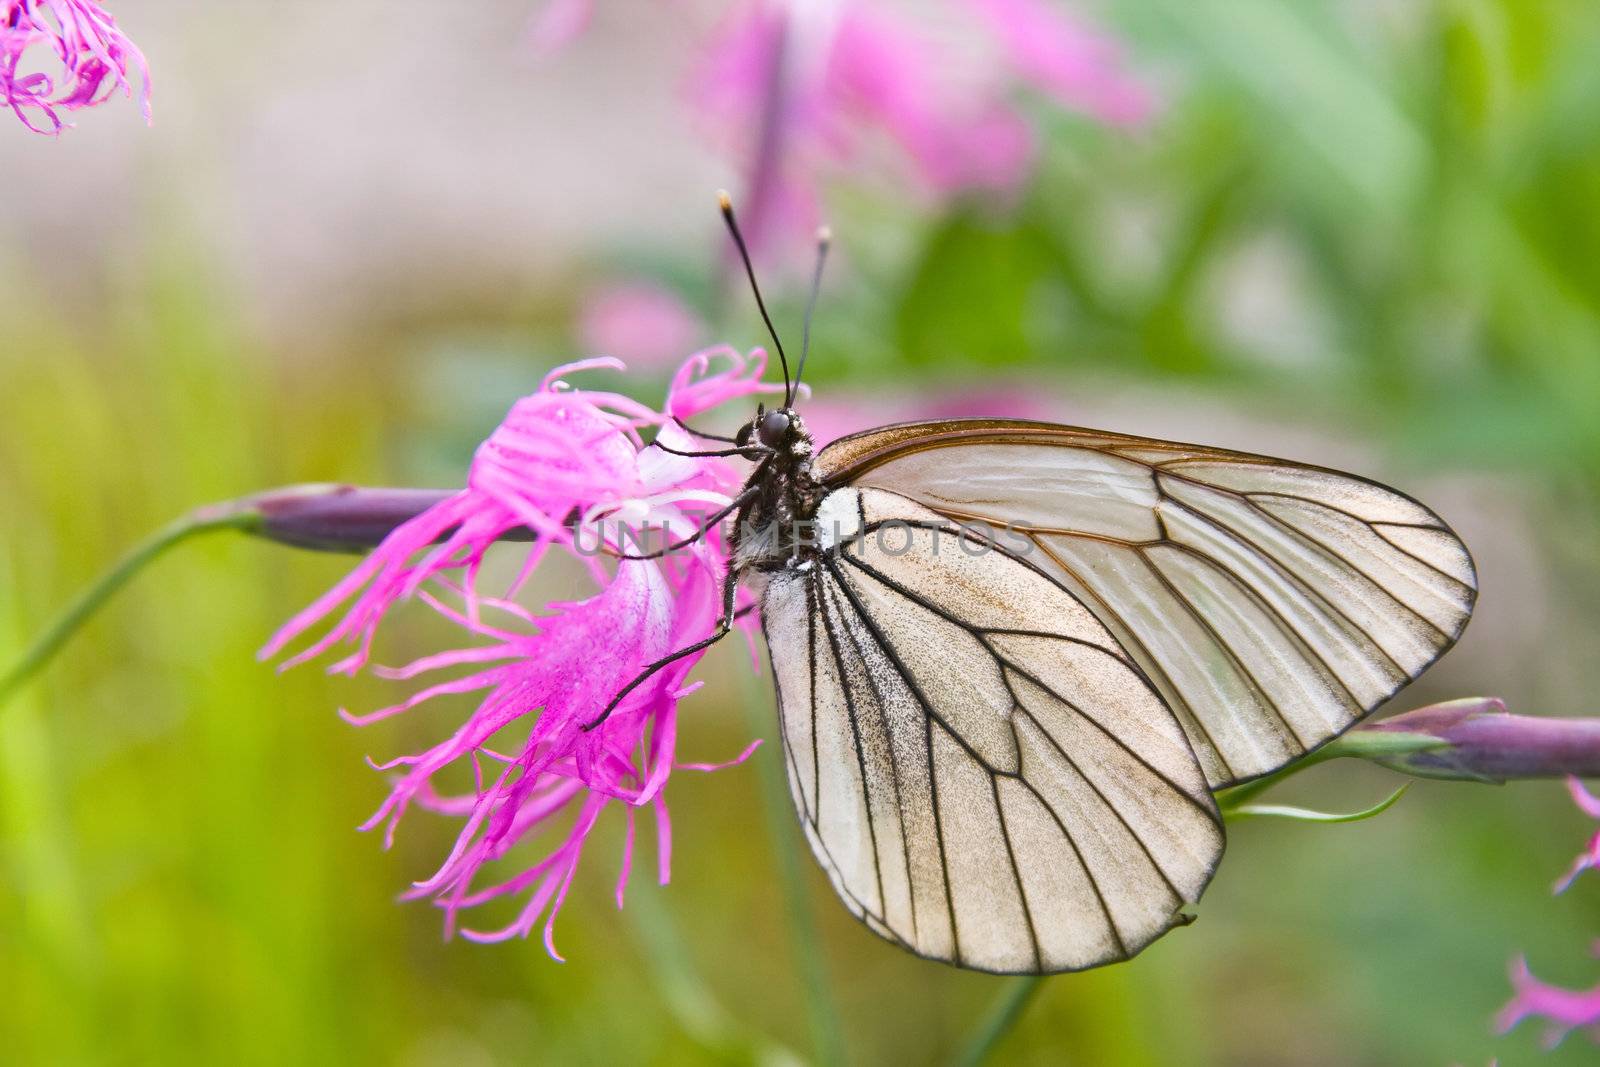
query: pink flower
1497 954 1600 1049
526 0 594 55
263 349 780 954
2 0 149 134
1495 779 1600 1049
692 0 1151 252
1556 776 1600 894
578 282 708 370
970 0 1152 127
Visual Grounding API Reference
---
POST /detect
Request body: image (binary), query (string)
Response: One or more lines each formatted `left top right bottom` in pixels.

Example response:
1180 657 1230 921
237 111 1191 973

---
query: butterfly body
729 410 827 575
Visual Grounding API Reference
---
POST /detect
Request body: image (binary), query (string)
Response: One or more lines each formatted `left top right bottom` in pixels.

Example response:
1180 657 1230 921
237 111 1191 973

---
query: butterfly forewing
813 420 1476 788
760 487 1224 974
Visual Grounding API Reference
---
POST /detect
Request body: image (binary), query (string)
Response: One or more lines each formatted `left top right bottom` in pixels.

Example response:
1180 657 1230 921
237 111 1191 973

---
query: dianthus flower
1497 953 1600 1049
578 281 708 370
2 0 148 133
1554 777 1600 895
693 0 1152 250
263 350 780 954
527 0 1150 253
1496 777 1600 1049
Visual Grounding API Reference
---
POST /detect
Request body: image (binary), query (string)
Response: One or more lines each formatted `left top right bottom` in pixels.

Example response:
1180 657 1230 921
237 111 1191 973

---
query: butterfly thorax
731 409 828 574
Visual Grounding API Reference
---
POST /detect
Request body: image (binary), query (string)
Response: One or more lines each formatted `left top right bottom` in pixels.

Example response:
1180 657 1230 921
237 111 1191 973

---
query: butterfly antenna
791 225 831 406
718 190 791 405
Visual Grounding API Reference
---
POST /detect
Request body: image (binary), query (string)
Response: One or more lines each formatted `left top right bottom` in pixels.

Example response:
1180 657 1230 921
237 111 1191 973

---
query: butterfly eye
758 410 791 448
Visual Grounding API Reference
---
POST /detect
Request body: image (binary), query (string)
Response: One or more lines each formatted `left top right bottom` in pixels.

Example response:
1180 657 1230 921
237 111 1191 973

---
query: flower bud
236 485 454 553
1353 698 1600 782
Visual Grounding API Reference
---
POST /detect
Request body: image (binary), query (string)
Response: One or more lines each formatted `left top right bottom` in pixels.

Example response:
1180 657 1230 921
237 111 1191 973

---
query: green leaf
1226 784 1411 824
894 211 1056 369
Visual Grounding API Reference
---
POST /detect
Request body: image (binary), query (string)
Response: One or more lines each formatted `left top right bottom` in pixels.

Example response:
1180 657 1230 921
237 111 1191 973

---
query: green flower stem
1215 730 1445 814
740 668 846 1067
0 501 263 708
626 887 801 1065
950 975 1047 1067
0 484 455 711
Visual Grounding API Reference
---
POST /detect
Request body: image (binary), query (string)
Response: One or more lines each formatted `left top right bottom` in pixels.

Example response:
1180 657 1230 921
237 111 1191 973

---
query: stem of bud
0 503 259 705
0 484 455 707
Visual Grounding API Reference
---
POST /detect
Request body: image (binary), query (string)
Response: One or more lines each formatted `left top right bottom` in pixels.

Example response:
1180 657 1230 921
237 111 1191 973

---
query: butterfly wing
760 486 1223 974
814 419 1476 788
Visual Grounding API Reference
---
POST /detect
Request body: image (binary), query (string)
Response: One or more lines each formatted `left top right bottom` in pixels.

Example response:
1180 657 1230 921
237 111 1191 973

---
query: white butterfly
591 198 1475 974
761 419 1471 973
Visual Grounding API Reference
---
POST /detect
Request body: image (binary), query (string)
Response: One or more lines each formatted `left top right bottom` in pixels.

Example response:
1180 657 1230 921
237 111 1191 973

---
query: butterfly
590 194 1476 975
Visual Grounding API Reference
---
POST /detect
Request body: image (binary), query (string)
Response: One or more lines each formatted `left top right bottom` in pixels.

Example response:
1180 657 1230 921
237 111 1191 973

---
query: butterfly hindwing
814 420 1476 788
760 487 1223 974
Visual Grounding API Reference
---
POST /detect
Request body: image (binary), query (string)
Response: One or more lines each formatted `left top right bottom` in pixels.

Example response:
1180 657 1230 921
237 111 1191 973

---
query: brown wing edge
815 417 1478 590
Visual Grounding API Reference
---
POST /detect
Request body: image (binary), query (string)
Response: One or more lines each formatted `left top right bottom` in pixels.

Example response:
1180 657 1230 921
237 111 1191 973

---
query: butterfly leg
614 486 760 561
670 416 739 444
580 562 743 731
651 440 770 460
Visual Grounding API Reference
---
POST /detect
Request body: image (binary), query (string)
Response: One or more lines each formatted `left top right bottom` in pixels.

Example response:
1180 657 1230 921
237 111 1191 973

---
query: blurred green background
4 1 1600 1063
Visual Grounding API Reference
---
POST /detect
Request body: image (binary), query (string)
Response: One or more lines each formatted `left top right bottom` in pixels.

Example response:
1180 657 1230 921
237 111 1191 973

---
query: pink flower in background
1496 778 1600 1049
1 0 149 134
1497 954 1600 1049
579 282 707 370
264 350 779 952
1555 777 1600 894
528 0 1150 253
526 0 594 55
971 0 1152 126
693 0 1151 252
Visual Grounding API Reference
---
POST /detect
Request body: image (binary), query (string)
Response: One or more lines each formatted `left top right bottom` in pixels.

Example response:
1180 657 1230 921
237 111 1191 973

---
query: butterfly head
736 403 812 459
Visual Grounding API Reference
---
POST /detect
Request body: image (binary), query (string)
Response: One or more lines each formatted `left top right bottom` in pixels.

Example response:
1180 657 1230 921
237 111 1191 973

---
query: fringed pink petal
679 739 763 773
1552 777 1600 893
1555 831 1600 895
3 0 150 134
542 855 584 961
664 345 784 419
337 664 514 727
616 806 637 908
374 642 524 682
415 590 529 644
1568 776 1600 819
270 351 770 957
1497 955 1600 1048
655 795 672 885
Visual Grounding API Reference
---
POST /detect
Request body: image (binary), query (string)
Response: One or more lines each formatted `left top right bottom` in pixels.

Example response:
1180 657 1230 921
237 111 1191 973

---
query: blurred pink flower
1497 954 1600 1049
264 349 780 953
693 0 1151 252
579 282 707 370
1496 779 1600 1049
1 0 148 134
971 0 1152 126
1555 777 1600 894
527 0 594 55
